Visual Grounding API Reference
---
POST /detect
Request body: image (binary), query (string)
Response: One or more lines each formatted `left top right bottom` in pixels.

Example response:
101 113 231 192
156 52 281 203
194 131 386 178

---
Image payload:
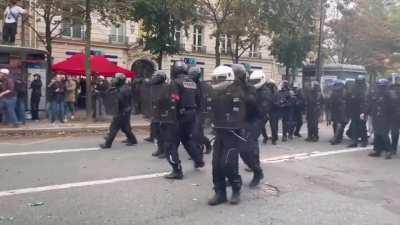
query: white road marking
0 138 58 146
0 148 100 158
261 147 371 164
0 147 372 197
0 172 169 197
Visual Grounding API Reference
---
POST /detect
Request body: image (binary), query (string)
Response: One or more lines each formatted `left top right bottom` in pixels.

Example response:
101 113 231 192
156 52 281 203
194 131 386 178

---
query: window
249 41 261 58
174 22 184 50
62 19 83 39
220 34 232 55
193 25 205 53
110 23 127 44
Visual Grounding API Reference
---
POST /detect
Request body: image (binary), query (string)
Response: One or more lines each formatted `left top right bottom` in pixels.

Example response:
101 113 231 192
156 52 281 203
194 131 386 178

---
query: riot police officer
249 71 276 144
149 71 167 158
208 65 248 206
347 75 369 147
100 73 138 149
276 80 293 142
188 66 212 154
304 81 323 142
328 80 347 145
389 77 400 155
368 79 392 159
291 86 305 138
171 61 205 171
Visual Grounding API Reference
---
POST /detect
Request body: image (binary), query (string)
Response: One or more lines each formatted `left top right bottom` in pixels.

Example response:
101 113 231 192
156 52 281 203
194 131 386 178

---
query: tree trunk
285 66 290 81
234 36 240 64
157 50 163 70
214 29 221 67
85 0 93 121
45 17 53 92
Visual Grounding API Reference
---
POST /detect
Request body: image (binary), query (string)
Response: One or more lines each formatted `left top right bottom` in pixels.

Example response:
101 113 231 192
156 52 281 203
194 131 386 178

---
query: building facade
5 8 280 81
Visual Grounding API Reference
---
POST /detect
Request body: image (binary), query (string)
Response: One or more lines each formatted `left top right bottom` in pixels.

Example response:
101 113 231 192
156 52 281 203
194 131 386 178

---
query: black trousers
332 121 346 142
178 110 204 164
280 108 291 138
192 114 211 152
240 120 263 174
153 122 164 153
350 118 368 145
160 123 181 171
2 22 17 44
269 111 279 142
390 122 399 153
212 129 242 192
30 96 41 120
306 111 320 139
374 133 391 154
105 113 137 147
293 110 303 136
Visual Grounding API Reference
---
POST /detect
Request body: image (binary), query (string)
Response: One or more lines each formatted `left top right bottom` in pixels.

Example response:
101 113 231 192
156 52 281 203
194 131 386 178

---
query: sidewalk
0 115 150 137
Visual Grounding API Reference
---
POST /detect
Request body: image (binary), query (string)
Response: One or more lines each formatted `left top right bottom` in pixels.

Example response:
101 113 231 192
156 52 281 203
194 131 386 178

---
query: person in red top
0 68 18 127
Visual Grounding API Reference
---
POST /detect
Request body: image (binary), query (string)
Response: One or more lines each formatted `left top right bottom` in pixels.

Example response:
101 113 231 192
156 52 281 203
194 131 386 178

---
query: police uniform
389 83 400 154
368 80 392 159
101 75 137 149
329 81 347 145
305 82 323 142
277 82 293 142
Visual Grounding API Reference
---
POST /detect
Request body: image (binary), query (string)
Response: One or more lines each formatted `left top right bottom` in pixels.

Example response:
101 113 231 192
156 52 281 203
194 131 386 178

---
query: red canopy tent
52 53 136 78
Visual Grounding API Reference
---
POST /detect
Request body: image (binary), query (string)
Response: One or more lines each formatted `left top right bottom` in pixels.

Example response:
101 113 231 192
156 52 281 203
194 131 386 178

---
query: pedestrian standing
48 75 66 124
14 77 27 125
2 0 27 45
0 68 18 127
65 76 77 120
30 74 42 121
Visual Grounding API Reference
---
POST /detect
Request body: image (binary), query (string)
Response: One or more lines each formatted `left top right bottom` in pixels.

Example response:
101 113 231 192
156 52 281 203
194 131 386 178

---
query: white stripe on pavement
0 147 371 197
0 172 169 197
0 148 100 158
262 147 371 163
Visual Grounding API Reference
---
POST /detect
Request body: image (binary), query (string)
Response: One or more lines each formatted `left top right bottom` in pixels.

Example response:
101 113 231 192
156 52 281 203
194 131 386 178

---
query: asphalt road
0 126 399 225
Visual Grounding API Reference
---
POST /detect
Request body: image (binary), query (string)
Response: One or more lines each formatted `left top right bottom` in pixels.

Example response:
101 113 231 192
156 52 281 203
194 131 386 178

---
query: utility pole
316 0 327 81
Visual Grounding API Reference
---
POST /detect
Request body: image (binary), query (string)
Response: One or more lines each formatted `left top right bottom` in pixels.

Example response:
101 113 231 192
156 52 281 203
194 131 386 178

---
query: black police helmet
151 70 167 85
188 66 202 82
172 61 188 79
231 64 247 82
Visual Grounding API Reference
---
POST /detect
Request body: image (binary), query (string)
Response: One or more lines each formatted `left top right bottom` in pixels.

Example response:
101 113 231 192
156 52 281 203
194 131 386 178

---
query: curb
0 123 150 137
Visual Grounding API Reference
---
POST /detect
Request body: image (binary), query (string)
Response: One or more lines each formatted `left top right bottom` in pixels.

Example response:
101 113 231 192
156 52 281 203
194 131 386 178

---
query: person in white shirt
3 0 27 45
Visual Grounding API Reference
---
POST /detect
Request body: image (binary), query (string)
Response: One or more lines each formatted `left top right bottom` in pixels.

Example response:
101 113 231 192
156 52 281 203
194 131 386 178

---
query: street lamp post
316 0 327 81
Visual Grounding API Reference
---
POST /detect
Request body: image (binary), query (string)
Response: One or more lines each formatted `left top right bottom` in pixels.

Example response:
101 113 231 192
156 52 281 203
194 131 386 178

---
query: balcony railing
192 45 207 54
249 52 262 59
109 35 129 45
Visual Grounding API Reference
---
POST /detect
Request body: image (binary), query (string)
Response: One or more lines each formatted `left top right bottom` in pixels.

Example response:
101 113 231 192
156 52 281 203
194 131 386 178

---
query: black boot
360 141 368 148
348 142 358 148
368 152 381 157
194 160 205 169
208 190 227 206
282 135 288 142
272 140 277 145
230 190 241 205
249 170 264 188
385 152 393 160
99 143 111 149
262 138 268 144
164 170 183 180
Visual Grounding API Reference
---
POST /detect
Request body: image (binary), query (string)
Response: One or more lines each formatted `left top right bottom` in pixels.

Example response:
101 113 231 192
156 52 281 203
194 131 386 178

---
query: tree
130 0 196 69
326 0 400 75
265 0 318 82
82 0 131 119
196 0 234 66
224 0 268 63
1 1 81 83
